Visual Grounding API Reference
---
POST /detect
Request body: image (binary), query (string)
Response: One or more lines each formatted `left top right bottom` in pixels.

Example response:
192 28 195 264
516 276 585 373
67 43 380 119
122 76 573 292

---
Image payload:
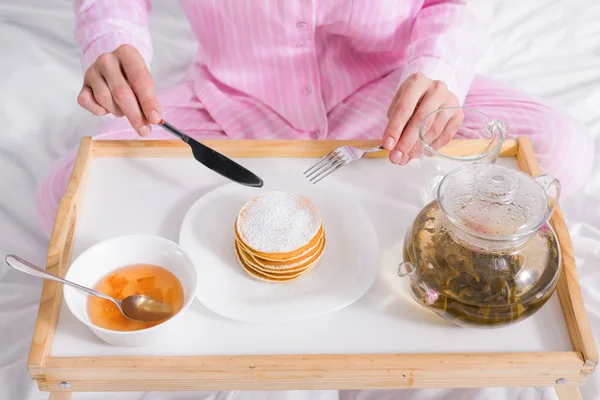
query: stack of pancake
234 191 325 282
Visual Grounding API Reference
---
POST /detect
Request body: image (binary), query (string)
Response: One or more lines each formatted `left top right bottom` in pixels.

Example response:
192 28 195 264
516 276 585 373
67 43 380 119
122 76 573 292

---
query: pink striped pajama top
74 0 485 138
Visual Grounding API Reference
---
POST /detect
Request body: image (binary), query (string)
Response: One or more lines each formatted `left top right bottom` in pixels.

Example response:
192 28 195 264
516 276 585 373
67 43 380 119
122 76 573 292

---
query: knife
157 119 263 188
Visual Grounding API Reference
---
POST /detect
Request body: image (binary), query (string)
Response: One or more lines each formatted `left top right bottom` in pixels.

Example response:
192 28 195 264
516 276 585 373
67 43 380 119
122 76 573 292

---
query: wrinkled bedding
1 1 599 399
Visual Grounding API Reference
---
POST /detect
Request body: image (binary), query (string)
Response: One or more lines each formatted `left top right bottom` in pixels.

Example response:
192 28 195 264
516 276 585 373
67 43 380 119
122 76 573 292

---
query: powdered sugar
236 191 321 253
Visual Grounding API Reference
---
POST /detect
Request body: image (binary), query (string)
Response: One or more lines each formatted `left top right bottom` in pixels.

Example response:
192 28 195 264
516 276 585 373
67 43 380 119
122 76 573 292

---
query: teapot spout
398 261 439 306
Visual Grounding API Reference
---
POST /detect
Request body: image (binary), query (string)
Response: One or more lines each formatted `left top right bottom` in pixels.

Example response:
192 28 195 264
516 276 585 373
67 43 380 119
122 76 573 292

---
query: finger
119 47 161 124
77 86 108 116
382 73 429 152
418 108 453 157
386 91 400 120
429 113 464 151
391 90 443 165
405 109 444 161
397 83 455 164
98 55 150 136
85 68 124 117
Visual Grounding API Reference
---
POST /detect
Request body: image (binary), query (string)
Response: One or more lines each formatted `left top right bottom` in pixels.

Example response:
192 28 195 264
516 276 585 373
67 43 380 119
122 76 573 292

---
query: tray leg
48 393 72 400
555 385 582 400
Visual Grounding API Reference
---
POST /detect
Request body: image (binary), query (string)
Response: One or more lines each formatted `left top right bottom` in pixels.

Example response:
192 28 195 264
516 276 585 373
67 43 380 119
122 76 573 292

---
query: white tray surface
50 156 571 356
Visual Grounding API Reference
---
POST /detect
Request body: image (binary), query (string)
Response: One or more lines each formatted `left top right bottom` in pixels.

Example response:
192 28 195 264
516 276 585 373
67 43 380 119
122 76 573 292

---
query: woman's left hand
382 73 464 165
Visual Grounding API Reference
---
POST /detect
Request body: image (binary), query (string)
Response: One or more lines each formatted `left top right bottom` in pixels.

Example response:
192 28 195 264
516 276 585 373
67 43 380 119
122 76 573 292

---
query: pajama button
296 41 307 48
296 21 307 29
303 87 312 94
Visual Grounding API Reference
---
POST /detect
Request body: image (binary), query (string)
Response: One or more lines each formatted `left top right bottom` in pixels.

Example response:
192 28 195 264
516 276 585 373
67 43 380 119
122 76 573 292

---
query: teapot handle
483 120 508 162
492 120 509 140
535 174 561 217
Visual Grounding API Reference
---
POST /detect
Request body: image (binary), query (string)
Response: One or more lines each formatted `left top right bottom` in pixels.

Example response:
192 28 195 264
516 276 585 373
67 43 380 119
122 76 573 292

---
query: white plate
179 177 379 322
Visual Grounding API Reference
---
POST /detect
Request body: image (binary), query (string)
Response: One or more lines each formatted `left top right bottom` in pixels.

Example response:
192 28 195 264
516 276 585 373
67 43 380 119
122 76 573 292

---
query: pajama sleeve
398 0 488 105
74 0 153 72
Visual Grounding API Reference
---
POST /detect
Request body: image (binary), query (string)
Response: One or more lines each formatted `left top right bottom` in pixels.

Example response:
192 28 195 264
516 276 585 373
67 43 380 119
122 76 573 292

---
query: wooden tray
27 137 597 400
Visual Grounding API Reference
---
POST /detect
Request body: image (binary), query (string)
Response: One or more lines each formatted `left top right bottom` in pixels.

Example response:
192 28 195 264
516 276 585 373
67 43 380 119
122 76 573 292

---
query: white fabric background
0 0 599 399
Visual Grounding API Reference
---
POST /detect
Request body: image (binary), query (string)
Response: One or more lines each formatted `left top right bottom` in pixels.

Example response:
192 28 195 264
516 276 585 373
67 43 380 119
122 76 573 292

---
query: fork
304 144 384 184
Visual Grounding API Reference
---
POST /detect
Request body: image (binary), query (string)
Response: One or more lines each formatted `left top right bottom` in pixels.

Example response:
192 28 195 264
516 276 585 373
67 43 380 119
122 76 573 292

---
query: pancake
234 243 323 282
236 235 326 274
235 191 322 260
234 223 324 261
241 235 325 270
235 225 324 265
234 191 326 282
237 249 313 280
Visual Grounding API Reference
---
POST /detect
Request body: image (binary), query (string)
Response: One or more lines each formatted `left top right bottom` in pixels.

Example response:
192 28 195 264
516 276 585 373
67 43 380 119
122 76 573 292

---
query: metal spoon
4 254 174 322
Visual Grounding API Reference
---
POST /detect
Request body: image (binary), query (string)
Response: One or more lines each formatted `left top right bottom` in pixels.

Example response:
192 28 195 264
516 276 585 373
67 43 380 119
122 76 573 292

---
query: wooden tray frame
27 137 597 400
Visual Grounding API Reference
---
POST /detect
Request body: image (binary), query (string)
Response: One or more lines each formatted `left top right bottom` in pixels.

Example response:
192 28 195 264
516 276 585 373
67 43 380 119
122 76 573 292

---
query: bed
1 0 598 399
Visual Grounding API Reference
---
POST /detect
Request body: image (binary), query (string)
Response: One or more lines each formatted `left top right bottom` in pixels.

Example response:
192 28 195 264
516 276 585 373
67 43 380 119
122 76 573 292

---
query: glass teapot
399 163 562 328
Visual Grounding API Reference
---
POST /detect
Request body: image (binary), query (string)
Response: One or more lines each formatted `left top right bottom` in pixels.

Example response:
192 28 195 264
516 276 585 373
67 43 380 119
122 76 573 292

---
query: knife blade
158 119 264 188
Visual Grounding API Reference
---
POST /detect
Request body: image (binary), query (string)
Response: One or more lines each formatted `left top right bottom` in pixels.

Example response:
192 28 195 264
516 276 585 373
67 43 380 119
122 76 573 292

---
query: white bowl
63 235 197 347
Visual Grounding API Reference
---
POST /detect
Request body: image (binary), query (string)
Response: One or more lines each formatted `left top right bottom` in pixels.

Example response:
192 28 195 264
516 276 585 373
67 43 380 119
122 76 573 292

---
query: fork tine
304 151 336 175
309 158 346 184
305 153 342 180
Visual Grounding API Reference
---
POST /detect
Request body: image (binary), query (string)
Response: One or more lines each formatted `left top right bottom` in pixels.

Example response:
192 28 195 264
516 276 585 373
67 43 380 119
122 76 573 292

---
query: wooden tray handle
28 137 92 375
517 137 599 376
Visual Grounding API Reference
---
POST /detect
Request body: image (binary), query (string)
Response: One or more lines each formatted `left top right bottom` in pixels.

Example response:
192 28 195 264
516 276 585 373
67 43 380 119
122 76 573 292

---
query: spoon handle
5 255 118 304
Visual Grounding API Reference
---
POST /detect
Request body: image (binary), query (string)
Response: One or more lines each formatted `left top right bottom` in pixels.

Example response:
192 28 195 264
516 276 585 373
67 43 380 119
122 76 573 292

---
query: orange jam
87 264 184 331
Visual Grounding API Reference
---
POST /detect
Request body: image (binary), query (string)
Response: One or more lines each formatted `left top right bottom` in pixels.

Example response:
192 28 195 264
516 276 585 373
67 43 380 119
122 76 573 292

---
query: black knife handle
159 119 190 143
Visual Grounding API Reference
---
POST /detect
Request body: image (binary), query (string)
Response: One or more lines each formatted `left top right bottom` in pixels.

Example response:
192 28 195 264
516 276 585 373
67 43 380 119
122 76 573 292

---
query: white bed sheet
0 0 599 399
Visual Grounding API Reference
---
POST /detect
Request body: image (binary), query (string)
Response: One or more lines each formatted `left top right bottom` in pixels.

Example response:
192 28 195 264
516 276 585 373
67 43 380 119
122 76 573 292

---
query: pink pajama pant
36 75 594 235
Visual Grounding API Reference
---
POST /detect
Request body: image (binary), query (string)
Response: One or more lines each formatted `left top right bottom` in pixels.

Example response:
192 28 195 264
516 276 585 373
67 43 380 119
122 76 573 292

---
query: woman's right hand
77 44 161 137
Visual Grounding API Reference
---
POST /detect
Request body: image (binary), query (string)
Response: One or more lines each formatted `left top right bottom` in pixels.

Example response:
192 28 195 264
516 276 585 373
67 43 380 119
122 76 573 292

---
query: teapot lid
437 164 559 240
